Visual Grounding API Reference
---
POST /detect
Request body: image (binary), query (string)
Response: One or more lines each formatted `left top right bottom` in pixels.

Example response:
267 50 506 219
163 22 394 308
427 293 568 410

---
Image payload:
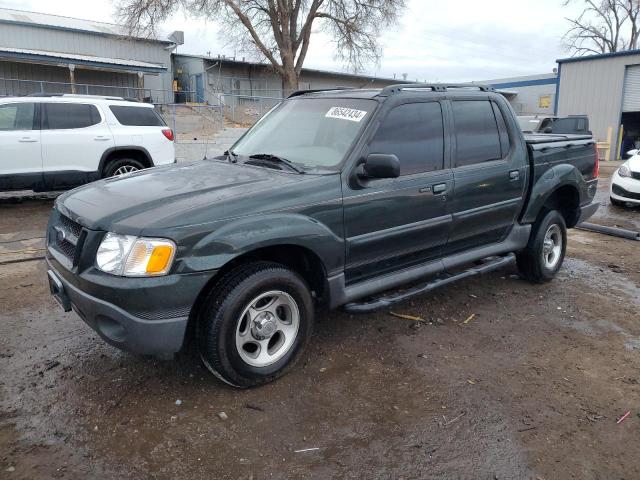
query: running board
343 254 516 313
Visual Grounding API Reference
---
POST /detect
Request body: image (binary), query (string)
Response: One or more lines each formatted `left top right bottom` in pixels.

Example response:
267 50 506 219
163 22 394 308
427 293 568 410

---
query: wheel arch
100 146 154 177
521 165 583 228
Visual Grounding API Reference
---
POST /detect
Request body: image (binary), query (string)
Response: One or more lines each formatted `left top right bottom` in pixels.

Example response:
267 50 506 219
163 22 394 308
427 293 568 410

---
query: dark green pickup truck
46 84 599 387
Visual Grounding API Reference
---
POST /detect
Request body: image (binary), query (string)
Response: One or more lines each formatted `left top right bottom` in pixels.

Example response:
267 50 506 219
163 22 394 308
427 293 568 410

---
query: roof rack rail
287 87 356 98
378 83 495 96
26 93 128 100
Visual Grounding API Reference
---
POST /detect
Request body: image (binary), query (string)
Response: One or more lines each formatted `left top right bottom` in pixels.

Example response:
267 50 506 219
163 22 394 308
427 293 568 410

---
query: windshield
231 97 377 170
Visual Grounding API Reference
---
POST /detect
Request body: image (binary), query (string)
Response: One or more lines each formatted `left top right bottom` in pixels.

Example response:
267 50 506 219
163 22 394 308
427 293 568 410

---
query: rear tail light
593 144 600 179
162 128 174 142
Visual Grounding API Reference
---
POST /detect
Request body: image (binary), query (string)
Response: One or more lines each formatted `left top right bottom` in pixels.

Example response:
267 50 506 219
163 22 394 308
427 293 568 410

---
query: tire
610 196 625 207
516 209 567 284
197 262 314 388
103 158 145 178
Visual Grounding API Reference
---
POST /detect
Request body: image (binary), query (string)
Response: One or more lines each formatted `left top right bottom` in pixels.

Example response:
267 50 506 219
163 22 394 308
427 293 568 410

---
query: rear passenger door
445 99 527 254
41 102 114 189
343 100 453 283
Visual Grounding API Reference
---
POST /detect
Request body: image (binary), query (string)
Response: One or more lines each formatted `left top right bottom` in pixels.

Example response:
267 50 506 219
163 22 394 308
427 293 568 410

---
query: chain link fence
0 77 285 149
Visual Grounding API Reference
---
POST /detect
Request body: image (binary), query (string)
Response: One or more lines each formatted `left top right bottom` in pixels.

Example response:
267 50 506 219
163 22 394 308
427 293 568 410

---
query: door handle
432 183 447 194
94 136 111 141
509 170 520 181
19 137 37 143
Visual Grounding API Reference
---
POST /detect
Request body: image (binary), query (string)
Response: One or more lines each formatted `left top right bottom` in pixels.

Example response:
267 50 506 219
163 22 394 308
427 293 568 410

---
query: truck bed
523 133 594 145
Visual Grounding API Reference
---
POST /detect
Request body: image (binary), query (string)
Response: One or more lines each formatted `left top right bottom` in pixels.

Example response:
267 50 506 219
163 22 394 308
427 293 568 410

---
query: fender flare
177 212 344 277
521 163 583 224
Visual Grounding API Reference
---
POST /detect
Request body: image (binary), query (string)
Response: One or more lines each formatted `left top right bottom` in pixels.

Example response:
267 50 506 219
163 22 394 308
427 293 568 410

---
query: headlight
96 233 176 277
618 163 631 178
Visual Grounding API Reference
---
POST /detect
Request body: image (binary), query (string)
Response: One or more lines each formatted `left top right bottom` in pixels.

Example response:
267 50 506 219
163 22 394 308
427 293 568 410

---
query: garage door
623 65 640 112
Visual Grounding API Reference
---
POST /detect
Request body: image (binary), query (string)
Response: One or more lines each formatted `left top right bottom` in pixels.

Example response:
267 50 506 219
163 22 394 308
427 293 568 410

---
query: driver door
342 100 453 284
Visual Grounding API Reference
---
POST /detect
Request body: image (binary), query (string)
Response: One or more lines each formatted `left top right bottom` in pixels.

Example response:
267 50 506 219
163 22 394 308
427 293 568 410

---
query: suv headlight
618 162 631 178
96 233 176 277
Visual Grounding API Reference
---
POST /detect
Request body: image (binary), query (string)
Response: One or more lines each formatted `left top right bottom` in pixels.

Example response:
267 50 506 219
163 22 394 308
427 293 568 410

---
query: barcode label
325 107 368 122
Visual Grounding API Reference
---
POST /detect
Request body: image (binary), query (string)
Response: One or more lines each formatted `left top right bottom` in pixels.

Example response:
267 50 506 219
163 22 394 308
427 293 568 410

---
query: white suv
0 94 175 192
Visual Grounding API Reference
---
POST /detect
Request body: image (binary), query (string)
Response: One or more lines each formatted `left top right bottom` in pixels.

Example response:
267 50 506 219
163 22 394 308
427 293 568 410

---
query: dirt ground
1 168 639 479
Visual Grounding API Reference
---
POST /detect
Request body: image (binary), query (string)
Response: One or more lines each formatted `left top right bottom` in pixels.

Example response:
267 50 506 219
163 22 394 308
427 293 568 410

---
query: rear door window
491 102 510 157
44 103 101 129
0 103 36 130
369 102 445 175
109 106 165 126
452 100 502 167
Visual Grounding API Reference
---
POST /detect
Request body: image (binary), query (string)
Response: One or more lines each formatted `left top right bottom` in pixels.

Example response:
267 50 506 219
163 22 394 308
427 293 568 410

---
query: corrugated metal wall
0 23 173 103
557 53 640 160
622 65 640 112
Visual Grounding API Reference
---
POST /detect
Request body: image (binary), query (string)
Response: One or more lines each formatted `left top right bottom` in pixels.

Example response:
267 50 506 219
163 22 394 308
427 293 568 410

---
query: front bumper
46 256 213 355
610 171 640 205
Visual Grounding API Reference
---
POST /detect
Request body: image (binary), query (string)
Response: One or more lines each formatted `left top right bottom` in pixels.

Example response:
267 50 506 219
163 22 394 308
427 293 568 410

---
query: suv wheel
197 262 314 388
516 209 567 283
104 158 145 178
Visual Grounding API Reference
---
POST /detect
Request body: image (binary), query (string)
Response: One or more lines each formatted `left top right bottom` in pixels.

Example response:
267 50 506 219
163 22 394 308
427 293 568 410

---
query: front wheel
197 262 314 388
516 210 567 283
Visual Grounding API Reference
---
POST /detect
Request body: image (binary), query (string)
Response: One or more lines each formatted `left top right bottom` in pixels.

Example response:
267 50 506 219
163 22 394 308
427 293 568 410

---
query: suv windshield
231 97 377 170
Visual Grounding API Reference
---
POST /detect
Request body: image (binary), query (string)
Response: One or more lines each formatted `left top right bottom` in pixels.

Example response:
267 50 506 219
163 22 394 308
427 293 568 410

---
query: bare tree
117 0 405 93
563 0 640 56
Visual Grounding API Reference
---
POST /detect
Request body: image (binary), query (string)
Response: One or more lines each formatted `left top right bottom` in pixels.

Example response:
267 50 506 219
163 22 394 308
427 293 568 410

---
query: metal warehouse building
173 53 398 103
556 49 640 161
0 8 178 103
479 73 558 116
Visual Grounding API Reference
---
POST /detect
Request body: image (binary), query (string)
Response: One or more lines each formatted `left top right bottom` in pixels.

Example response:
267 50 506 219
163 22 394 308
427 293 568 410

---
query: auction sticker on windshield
326 107 368 122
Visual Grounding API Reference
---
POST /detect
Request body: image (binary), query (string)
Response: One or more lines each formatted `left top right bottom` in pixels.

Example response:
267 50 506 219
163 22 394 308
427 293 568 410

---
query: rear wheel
104 158 145 178
516 210 567 283
197 262 314 388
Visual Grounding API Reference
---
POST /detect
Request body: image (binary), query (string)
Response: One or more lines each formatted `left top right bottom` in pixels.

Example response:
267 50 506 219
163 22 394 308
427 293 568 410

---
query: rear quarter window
109 106 165 126
44 103 101 130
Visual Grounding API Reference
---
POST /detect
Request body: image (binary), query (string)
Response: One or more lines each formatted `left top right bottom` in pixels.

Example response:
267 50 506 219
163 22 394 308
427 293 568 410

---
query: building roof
174 53 399 84
0 47 167 73
476 73 557 89
0 7 172 44
557 49 640 64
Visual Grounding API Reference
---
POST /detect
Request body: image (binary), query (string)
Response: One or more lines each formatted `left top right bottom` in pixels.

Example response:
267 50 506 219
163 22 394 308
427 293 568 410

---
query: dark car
46 84 599 387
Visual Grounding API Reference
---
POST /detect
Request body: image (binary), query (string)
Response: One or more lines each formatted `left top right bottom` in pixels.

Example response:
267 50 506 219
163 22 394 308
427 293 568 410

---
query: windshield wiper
224 149 239 163
247 153 305 174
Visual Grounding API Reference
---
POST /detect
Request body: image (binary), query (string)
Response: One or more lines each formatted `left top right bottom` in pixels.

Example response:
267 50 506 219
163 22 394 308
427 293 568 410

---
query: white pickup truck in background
0 94 175 192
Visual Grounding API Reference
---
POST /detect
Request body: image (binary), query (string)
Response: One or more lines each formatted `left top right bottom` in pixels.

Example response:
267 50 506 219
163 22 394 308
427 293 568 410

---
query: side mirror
542 127 553 134
358 153 400 179
627 149 639 157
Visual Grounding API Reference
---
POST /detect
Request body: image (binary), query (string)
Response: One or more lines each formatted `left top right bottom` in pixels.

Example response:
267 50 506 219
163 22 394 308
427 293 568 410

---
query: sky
0 0 584 81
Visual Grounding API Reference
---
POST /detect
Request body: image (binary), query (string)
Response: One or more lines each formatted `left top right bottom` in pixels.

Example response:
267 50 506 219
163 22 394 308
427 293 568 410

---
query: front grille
612 184 640 200
51 214 85 265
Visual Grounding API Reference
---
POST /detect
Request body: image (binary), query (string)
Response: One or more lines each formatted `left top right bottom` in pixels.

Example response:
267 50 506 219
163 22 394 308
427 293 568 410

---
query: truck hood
57 160 316 233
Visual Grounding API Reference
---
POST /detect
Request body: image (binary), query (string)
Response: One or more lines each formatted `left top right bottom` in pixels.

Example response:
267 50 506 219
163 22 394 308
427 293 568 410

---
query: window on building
44 103 101 130
0 103 36 131
452 100 502 167
369 102 444 175
109 106 165 126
